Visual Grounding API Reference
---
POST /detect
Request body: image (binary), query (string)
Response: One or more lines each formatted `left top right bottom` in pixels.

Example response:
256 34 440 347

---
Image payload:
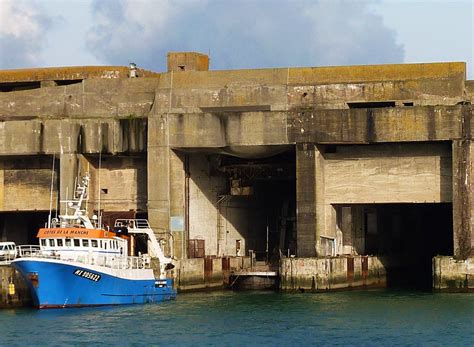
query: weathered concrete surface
289 106 465 144
296 143 317 257
464 80 474 101
324 143 452 204
0 265 31 308
0 66 159 83
0 156 58 211
280 256 386 291
174 258 213 291
0 118 147 155
433 256 474 292
167 52 209 72
173 256 252 292
452 106 474 260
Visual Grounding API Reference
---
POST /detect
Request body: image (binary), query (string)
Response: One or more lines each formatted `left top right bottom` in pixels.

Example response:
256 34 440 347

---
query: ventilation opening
348 101 396 109
55 79 82 86
325 145 337 154
0 82 41 92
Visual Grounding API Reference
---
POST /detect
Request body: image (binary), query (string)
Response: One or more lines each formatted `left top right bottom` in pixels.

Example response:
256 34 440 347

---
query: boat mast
47 153 56 228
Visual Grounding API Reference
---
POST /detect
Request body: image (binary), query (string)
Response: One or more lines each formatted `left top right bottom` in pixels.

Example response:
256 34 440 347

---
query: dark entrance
216 150 297 262
337 203 453 290
0 212 50 244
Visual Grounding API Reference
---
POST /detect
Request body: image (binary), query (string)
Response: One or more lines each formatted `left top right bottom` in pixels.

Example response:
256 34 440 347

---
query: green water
0 289 473 346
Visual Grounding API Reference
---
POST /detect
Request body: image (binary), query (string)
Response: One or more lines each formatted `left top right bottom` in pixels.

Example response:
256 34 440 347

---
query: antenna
85 161 90 214
65 187 69 216
98 149 102 229
47 153 56 228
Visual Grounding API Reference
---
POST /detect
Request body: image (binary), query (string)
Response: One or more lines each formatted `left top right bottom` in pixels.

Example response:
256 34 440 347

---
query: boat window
82 239 89 247
49 239 56 247
74 239 80 247
91 240 98 248
100 240 103 248
41 239 47 247
65 239 72 247
57 239 63 247
104 241 107 250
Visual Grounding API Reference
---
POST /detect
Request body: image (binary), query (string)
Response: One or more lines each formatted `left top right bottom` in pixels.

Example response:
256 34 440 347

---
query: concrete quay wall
174 256 252 292
0 265 31 308
280 256 386 292
433 256 474 292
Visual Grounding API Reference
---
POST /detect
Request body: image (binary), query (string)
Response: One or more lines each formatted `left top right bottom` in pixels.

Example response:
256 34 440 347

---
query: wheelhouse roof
37 228 119 240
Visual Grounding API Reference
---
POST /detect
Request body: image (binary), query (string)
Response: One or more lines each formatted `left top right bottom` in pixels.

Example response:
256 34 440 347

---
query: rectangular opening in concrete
187 149 296 262
0 212 51 244
335 203 453 290
55 79 82 86
347 101 396 108
0 81 41 92
219 151 296 262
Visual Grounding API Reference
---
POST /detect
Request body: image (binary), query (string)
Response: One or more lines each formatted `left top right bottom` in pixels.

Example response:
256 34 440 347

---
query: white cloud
87 0 404 71
0 0 53 68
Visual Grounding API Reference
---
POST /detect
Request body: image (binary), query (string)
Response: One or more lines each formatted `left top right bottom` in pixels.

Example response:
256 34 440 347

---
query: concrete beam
290 106 464 144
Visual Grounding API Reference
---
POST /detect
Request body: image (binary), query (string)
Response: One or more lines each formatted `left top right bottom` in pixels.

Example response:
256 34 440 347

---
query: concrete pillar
452 140 473 259
59 153 78 213
170 150 186 259
56 121 81 214
147 115 186 259
296 143 317 257
147 116 171 233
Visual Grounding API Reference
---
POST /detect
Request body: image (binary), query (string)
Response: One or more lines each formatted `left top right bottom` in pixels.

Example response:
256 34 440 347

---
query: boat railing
15 245 150 270
16 245 42 258
0 252 18 265
114 219 151 230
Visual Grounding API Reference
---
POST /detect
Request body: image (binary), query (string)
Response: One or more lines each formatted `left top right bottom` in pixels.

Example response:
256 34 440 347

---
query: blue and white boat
11 176 176 308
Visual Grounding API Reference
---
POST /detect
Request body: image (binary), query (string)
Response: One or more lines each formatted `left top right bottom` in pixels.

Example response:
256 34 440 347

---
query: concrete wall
280 256 386 291
188 154 224 256
0 156 58 211
173 257 234 291
324 143 452 204
187 154 268 257
0 266 31 308
433 256 474 292
84 155 147 213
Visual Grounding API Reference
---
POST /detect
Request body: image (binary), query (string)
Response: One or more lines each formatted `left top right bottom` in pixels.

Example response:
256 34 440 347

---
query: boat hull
11 258 176 308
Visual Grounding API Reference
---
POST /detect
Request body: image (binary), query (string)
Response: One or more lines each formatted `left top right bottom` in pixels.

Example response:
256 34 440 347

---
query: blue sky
0 0 472 78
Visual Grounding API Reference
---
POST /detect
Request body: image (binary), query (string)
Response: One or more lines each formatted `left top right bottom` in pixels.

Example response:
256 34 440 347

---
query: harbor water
0 289 473 345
